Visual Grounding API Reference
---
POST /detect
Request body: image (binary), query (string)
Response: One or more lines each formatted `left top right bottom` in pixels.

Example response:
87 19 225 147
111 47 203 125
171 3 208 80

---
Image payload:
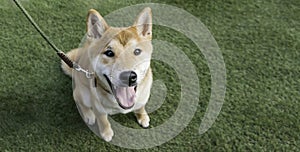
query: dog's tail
61 48 79 77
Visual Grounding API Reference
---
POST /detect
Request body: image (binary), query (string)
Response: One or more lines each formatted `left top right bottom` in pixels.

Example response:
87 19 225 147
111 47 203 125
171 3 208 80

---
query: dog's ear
134 7 152 39
86 9 108 39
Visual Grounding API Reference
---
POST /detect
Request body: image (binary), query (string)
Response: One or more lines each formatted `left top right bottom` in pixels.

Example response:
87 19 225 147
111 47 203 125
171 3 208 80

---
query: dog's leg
97 114 114 142
73 88 96 125
135 106 150 128
77 103 96 125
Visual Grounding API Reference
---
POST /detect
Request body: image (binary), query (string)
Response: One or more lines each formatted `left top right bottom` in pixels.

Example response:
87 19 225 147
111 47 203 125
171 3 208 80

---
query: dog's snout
129 71 137 85
119 71 137 86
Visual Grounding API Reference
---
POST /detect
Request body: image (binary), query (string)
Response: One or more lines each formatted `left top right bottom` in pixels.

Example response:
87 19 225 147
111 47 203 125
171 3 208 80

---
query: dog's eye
134 49 142 56
104 48 115 57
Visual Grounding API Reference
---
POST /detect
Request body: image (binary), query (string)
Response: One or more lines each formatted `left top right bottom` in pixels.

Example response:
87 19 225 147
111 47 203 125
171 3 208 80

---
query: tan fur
61 8 153 142
115 27 139 46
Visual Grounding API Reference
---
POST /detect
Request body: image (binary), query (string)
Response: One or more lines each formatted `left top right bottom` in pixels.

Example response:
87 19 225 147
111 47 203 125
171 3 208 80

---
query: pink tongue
115 86 136 108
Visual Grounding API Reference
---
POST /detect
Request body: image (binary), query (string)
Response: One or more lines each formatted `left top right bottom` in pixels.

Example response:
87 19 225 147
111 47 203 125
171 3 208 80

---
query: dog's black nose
119 71 137 86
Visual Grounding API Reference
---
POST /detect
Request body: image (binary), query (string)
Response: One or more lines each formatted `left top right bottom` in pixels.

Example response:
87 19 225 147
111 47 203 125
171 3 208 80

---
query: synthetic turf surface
0 0 299 151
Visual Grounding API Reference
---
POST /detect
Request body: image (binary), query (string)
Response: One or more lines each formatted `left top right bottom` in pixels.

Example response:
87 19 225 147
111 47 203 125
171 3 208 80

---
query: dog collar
93 76 111 94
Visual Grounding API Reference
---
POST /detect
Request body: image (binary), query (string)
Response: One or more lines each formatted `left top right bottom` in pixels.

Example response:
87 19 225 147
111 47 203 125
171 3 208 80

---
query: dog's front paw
137 114 150 128
101 127 114 142
83 109 96 125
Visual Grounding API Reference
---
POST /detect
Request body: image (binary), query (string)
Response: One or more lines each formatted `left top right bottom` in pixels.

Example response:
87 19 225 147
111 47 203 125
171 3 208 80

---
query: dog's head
86 8 152 110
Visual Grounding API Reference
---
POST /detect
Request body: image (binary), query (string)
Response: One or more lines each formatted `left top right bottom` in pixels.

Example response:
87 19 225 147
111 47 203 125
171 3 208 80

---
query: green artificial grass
1 0 299 151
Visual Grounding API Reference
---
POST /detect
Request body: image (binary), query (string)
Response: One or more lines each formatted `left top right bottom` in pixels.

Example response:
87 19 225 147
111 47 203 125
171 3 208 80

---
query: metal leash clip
73 63 94 79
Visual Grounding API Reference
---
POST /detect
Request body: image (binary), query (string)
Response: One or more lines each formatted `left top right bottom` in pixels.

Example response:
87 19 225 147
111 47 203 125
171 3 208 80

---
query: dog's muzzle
104 74 137 110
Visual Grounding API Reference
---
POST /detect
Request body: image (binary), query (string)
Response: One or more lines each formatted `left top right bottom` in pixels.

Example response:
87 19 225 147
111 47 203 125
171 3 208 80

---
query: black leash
13 0 94 78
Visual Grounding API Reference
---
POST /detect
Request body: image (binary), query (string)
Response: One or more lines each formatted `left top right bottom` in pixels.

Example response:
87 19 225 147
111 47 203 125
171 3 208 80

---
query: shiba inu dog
61 7 153 142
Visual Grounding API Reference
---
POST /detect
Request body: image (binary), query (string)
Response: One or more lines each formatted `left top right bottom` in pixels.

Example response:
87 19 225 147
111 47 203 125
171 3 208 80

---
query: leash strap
13 0 94 78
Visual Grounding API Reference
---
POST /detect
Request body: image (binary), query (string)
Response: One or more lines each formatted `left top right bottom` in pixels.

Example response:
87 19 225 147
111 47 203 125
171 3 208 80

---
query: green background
1 0 299 151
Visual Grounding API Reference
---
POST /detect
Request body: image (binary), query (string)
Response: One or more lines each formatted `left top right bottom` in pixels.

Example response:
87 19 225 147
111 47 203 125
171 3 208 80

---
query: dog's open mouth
104 75 136 109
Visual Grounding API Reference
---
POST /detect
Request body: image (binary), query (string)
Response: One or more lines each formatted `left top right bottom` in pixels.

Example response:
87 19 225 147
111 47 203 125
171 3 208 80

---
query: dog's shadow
0 71 90 140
